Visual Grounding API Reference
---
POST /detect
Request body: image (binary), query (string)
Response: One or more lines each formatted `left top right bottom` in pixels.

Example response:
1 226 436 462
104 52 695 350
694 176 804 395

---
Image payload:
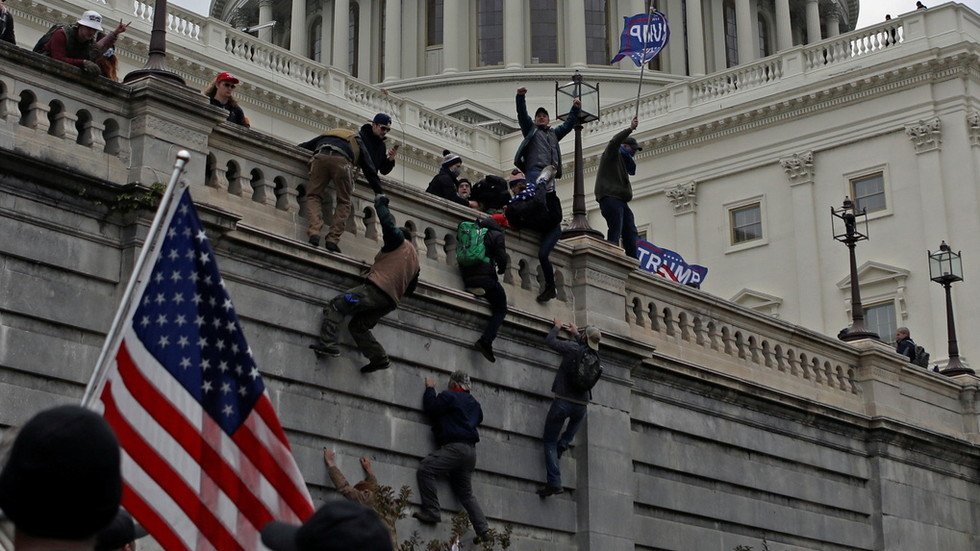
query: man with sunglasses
358 113 398 178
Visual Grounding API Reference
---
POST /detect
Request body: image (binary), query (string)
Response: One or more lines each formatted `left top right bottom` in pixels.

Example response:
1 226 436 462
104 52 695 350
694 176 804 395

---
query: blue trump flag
610 11 671 66
636 240 708 288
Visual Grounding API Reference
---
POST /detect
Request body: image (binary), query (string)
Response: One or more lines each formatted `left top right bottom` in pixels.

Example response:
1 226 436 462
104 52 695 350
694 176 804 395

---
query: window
730 203 762 244
349 2 359 77
477 0 503 66
851 172 886 214
724 0 738 67
529 0 558 64
426 0 443 47
584 0 608 65
309 17 322 62
758 13 771 58
865 302 897 344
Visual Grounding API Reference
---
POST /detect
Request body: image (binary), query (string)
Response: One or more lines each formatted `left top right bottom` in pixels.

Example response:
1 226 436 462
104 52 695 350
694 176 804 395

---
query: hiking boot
473 530 493 544
475 339 495 363
536 485 563 497
465 287 486 297
309 342 340 358
536 286 557 303
360 359 391 374
412 511 440 525
308 235 320 247
323 241 342 254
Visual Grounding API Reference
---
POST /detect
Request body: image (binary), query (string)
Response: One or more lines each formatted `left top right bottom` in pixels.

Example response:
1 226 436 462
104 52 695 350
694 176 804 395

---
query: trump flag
610 11 671 66
637 240 708 288
88 187 314 550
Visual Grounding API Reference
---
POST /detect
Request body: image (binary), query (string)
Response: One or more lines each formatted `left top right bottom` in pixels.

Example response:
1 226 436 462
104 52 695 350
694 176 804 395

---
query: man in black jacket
461 217 510 363
426 151 478 208
358 113 398 176
895 327 916 362
594 116 641 258
414 371 490 543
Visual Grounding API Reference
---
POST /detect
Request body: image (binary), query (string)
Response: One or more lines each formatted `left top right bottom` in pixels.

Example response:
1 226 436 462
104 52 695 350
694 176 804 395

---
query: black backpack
34 24 64 53
912 345 930 368
568 346 603 393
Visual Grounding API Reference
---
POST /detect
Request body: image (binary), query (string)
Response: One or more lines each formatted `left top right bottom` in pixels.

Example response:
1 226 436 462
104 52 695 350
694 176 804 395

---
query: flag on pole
637 240 708 288
610 11 671 66
89 187 314 550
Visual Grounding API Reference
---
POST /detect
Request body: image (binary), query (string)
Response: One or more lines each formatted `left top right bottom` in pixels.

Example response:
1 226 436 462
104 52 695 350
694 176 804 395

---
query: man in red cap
203 72 249 127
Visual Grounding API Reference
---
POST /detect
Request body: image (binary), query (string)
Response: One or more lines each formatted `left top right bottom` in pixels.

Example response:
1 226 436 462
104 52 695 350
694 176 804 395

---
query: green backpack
456 221 489 267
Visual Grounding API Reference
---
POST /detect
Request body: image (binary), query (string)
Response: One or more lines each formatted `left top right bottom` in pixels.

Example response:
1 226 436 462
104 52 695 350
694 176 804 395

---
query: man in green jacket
593 116 640 258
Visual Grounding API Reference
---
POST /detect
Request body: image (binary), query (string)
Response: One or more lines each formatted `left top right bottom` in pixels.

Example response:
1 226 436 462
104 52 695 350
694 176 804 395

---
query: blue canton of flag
132 191 263 435
610 12 671 66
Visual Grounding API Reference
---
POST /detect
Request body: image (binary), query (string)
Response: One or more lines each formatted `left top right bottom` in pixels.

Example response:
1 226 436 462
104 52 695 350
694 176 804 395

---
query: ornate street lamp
124 0 186 84
556 71 602 239
928 242 973 376
831 197 880 341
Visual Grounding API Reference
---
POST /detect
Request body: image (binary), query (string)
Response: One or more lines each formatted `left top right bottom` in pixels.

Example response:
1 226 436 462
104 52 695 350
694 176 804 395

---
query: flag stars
189 270 199 282
177 335 189 348
156 314 168 327
154 272 164 284
194 315 206 328
192 293 203 306
222 404 234 417
181 227 192 238
168 248 180 261
167 227 177 239
139 316 150 328
238 386 248 397
179 203 189 215
197 336 208 349
211 318 222 329
196 229 207 242
221 298 233 312
199 252 210 265
218 360 229 373
175 314 187 327
225 321 237 333
170 271 183 283
202 380 213 393
220 382 231 395
179 357 192 370
231 343 239 354
158 335 170 348
173 293 185 305
249 367 260 380
201 358 211 371
155 293 166 305
234 365 243 376
215 339 226 352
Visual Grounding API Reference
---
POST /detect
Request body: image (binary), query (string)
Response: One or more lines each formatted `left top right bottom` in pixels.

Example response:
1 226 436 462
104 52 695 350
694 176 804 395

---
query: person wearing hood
358 113 398 176
594 116 641 258
460 217 510 363
426 151 478 208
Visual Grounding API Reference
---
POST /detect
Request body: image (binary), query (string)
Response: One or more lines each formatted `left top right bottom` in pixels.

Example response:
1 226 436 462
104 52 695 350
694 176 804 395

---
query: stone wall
1 46 978 551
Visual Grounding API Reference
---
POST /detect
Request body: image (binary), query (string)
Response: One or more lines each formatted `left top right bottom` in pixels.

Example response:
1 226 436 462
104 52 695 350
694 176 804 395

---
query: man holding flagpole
594 116 642 258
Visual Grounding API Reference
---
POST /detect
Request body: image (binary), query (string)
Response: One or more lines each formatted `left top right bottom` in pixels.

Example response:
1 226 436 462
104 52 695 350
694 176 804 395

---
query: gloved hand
374 194 389 207
81 60 101 76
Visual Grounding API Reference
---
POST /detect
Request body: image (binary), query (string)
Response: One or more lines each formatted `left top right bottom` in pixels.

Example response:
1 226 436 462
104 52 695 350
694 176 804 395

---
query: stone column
735 0 754 65
258 0 274 42
566 0 588 68
289 0 308 54
806 0 822 43
666 182 699 260
383 0 402 80
503 0 524 68
442 0 460 73
826 7 840 38
685 0 705 75
357 0 372 78
320 1 333 64
774 0 792 51
779 151 825 329
332 0 350 71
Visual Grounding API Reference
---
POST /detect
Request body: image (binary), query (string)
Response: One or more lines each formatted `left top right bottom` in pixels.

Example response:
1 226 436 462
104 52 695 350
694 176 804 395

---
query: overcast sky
168 0 980 41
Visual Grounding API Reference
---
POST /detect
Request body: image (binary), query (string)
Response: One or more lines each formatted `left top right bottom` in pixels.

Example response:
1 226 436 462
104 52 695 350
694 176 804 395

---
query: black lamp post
556 71 602 239
832 197 880 341
124 0 186 84
928 242 973 376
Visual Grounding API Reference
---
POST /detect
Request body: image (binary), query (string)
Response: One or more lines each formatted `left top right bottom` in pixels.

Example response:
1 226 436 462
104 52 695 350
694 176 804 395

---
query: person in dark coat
461 217 510 363
358 113 398 176
427 151 478 207
413 371 491 544
0 0 16 45
203 72 249 127
594 116 641 258
895 327 916 362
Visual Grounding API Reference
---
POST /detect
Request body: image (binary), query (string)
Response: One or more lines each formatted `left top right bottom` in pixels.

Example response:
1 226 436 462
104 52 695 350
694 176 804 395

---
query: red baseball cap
216 71 240 84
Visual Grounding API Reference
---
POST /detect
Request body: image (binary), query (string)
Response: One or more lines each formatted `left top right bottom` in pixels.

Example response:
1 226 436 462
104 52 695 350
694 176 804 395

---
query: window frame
863 301 899 345
724 196 768 253
527 0 562 65
844 165 892 221
473 0 504 68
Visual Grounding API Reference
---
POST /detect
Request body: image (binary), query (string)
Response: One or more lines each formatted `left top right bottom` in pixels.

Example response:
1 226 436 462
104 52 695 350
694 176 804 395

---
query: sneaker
536 485 563 497
360 359 391 374
308 235 320 247
475 339 495 363
412 511 440 525
535 286 557 303
309 342 340 358
473 530 493 544
323 241 342 254
465 287 486 297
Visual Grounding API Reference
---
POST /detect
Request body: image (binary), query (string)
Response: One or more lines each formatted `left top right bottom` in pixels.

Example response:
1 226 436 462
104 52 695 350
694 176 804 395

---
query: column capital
905 117 942 153
967 111 980 147
779 150 815 185
666 181 698 214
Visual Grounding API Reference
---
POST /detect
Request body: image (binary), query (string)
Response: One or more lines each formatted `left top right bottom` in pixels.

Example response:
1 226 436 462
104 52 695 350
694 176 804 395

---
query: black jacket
358 123 395 176
546 326 591 403
896 337 916 362
426 167 468 206
423 387 482 446
460 217 509 287
0 9 15 45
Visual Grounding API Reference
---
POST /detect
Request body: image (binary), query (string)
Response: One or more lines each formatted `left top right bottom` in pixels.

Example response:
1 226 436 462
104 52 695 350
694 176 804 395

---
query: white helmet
77 10 104 32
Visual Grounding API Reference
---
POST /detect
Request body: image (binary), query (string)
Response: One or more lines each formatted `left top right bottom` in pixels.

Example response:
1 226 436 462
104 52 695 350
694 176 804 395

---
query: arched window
349 2 359 77
529 0 558 64
309 16 322 62
757 13 771 58
724 0 738 67
426 0 443 47
476 0 502 66
585 0 608 65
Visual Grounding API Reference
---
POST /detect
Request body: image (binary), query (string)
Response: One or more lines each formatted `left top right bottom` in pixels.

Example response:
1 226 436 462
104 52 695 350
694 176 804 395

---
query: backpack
912 345 930 368
471 175 510 211
34 24 64 53
568 346 603 393
504 181 547 230
456 221 489 267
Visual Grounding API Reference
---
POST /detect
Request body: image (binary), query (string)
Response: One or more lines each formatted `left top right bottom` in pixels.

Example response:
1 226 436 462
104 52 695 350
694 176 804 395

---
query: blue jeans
538 223 562 289
542 398 587 488
599 196 639 259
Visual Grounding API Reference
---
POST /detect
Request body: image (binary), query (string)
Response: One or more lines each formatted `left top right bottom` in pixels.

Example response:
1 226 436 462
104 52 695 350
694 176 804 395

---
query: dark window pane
731 204 762 244
310 18 322 61
477 0 503 66
349 2 359 76
852 173 886 213
865 303 897 343
724 0 738 67
427 0 443 46
758 13 771 57
530 0 558 64
585 0 608 65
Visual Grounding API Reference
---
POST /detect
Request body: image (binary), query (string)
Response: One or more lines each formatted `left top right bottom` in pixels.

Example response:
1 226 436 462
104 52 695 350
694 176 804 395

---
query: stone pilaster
779 150 814 184
383 0 402 81
665 181 697 214
332 0 350 71
735 0 755 64
666 181 699 264
780 150 824 329
905 117 942 153
289 0 308 55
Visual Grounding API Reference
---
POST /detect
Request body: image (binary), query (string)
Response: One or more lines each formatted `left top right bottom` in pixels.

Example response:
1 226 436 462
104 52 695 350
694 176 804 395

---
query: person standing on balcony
310 195 418 373
0 0 16 45
298 126 386 253
39 11 128 77
426 151 479 208
594 116 641 259
514 87 580 302
359 113 398 176
203 72 250 127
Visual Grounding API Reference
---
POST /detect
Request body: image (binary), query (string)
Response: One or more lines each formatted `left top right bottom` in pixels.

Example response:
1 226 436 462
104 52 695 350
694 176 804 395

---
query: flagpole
82 151 192 407
634 0 655 121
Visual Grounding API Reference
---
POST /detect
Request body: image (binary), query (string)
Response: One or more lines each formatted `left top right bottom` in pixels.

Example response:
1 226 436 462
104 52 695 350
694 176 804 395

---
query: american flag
91 187 314 550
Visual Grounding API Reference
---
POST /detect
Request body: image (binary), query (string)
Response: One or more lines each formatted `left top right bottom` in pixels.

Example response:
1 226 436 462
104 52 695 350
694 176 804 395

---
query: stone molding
779 150 815 185
968 111 980 147
905 117 943 153
665 181 697 214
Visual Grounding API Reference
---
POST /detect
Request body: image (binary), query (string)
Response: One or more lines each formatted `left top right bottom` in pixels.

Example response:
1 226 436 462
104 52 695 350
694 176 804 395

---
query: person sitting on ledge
203 71 250 127
426 150 478 208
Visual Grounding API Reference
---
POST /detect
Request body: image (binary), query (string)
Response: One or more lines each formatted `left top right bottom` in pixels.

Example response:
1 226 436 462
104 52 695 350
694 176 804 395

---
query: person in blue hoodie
413 371 491 544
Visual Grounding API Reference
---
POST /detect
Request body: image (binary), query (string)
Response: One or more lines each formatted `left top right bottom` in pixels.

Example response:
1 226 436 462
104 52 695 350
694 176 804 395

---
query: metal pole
839 235 879 341
561 124 603 239
82 151 192 407
124 0 186 84
940 281 973 375
634 1 655 121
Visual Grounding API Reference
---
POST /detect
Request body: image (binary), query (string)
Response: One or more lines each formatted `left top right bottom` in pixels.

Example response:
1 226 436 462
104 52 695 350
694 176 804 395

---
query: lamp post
831 197 879 341
556 71 602 239
928 242 973 376
124 0 185 84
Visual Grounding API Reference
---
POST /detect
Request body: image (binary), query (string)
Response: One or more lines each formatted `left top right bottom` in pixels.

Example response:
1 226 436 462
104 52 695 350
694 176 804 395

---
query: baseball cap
584 326 601 351
261 501 392 551
95 509 149 551
0 405 122 540
623 137 642 151
372 113 392 126
78 10 105 31
216 71 240 84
